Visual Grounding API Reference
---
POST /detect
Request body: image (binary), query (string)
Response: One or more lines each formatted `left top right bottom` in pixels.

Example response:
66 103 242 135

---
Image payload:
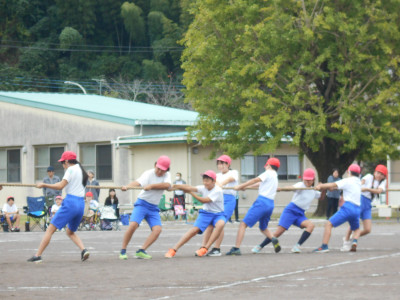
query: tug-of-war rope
1 183 400 191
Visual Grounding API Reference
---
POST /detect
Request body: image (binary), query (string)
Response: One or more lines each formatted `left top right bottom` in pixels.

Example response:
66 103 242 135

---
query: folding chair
24 196 47 231
100 206 120 231
158 195 173 221
44 196 55 227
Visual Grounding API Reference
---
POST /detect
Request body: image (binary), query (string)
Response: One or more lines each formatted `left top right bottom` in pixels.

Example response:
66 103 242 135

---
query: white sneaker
251 245 262 254
291 244 301 253
340 237 351 252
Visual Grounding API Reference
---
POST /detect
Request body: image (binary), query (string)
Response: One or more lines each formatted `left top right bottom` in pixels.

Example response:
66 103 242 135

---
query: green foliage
182 0 400 180
0 0 187 91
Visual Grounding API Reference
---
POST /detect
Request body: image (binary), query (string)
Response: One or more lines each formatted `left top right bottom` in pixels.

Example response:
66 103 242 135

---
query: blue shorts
360 195 372 220
223 194 236 221
193 210 225 234
278 202 307 230
51 194 85 232
130 199 161 228
329 201 360 230
243 195 274 230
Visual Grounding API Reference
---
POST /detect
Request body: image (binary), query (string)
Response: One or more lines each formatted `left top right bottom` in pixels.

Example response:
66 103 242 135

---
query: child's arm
234 177 261 191
143 182 171 191
171 184 198 193
362 187 384 194
315 182 338 191
189 191 212 204
36 179 68 191
121 181 141 191
217 176 236 188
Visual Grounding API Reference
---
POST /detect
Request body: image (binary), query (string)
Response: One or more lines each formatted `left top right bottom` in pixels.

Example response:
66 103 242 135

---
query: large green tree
181 0 400 214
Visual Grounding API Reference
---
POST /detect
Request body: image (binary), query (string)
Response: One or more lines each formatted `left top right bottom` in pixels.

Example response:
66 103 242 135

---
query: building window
240 154 300 181
240 155 270 181
35 146 65 180
275 155 301 180
0 148 21 182
80 144 112 180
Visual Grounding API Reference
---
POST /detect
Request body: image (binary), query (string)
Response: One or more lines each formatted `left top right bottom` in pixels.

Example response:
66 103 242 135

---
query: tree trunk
299 137 362 216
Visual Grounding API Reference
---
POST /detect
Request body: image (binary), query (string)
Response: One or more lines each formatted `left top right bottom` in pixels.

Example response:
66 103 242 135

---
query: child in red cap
314 164 362 253
226 157 280 256
341 164 388 251
119 156 172 260
164 170 225 258
252 168 321 254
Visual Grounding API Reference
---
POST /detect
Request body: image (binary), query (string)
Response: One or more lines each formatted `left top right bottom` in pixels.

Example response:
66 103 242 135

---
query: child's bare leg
66 228 86 251
205 220 225 249
141 225 162 250
173 227 200 251
36 224 58 256
360 219 372 237
322 221 333 245
121 221 139 249
235 222 248 248
201 225 213 247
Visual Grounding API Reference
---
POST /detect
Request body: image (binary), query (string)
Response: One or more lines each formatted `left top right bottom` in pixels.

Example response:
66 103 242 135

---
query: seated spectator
2 196 21 232
51 195 63 218
104 188 119 219
86 192 99 226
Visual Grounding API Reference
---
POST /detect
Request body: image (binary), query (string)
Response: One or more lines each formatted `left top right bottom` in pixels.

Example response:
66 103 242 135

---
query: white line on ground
150 252 400 300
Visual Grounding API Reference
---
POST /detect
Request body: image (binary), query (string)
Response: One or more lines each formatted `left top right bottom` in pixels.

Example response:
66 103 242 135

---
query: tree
181 0 400 215
121 1 145 50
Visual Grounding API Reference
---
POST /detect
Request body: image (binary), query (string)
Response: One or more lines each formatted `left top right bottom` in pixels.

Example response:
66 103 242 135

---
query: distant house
1 91 398 213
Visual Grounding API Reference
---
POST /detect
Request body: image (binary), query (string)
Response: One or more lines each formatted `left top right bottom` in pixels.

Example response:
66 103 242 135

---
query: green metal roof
113 131 196 146
0 91 198 126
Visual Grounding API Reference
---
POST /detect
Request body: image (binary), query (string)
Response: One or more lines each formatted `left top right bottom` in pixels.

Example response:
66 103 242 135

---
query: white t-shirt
291 182 321 211
361 174 386 200
335 176 361 206
2 203 18 214
51 204 61 214
63 164 85 197
257 169 278 200
137 169 172 205
217 169 239 196
195 185 224 213
89 199 99 210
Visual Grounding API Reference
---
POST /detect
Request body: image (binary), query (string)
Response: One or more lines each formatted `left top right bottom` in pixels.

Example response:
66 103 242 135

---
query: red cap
375 164 388 177
265 157 280 168
55 195 63 200
7 196 14 201
217 155 232 165
202 170 217 181
58 151 77 162
156 155 171 171
302 168 315 180
86 192 93 197
348 164 361 174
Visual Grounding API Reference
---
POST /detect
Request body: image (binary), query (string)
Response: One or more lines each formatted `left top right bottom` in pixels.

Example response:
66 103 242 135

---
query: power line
0 44 183 53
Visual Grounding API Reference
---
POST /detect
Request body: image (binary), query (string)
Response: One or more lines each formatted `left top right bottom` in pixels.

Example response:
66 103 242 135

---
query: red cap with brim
348 164 361 174
156 155 171 171
265 157 280 168
217 155 232 165
86 192 93 197
58 151 77 162
202 170 217 181
375 164 388 177
303 168 315 180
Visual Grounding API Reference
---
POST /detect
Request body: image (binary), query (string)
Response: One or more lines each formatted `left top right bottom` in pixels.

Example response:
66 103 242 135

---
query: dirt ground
1 219 399 300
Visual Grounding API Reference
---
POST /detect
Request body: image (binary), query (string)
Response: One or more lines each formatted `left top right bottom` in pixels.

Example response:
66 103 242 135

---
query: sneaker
27 256 42 263
135 249 152 259
272 237 281 253
207 248 221 257
119 253 128 260
340 238 352 252
251 245 262 254
350 242 357 252
313 245 329 253
165 249 176 258
11 227 16 232
14 227 20 232
291 244 301 253
226 247 241 256
234 220 240 223
195 247 208 257
81 249 90 261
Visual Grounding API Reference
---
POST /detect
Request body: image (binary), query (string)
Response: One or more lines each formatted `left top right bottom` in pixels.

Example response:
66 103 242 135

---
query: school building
0 91 399 215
